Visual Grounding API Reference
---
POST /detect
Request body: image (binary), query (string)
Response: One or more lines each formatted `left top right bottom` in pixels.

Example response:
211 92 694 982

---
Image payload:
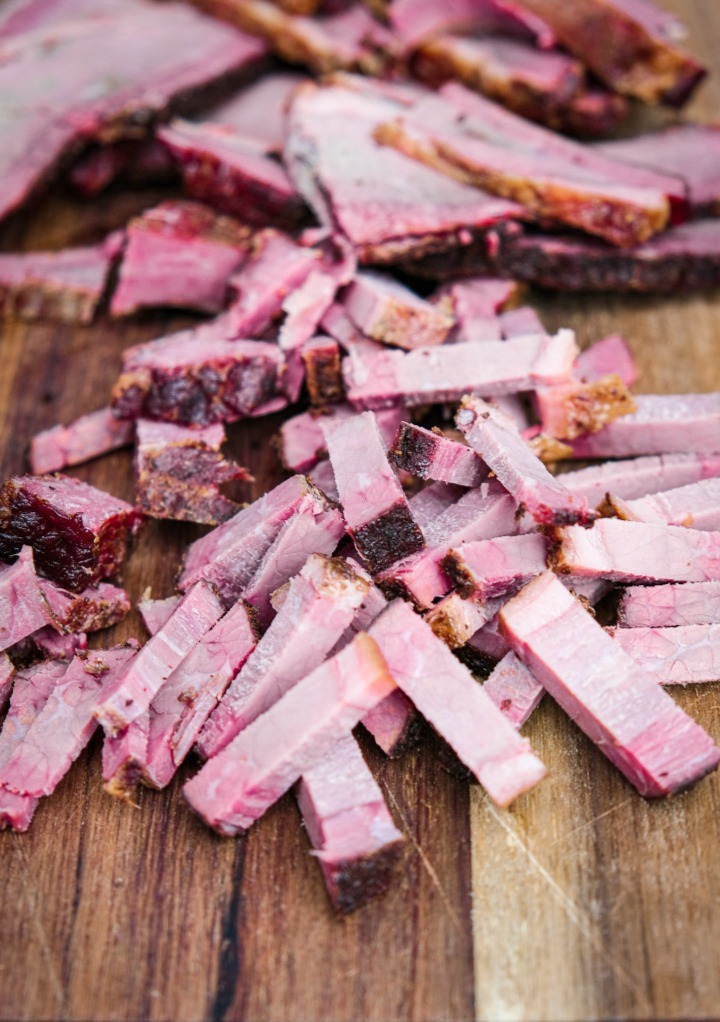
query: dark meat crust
352 501 425 574
388 422 434 478
321 837 405 914
301 341 344 407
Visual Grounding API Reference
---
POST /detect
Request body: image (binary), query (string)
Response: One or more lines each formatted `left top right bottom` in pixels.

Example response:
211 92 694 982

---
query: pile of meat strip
1 0 720 914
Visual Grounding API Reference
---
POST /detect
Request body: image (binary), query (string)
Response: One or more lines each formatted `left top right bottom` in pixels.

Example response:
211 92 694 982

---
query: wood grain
0 3 720 1020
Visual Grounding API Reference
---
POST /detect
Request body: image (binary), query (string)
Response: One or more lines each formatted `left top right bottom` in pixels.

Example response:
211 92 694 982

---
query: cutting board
1 2 719 1018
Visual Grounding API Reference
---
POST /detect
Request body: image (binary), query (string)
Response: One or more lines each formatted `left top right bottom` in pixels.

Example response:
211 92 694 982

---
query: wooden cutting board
1 2 719 1018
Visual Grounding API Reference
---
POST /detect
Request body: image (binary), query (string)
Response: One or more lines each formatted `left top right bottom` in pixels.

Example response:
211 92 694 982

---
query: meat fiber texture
482 651 545 729
434 277 520 343
134 419 248 526
343 330 578 410
558 452 720 505
38 578 130 635
111 319 284 427
369 600 546 806
110 200 253 317
389 422 486 487
0 475 143 593
499 221 720 293
516 0 705 106
184 632 396 835
0 0 268 225
0 232 123 325
609 624 720 686
0 548 53 652
30 407 135 475
609 477 720 531
343 271 453 350
426 592 505 650
618 581 720 629
444 533 548 601
207 71 307 154
296 733 404 913
158 119 307 229
0 653 13 715
197 554 370 759
499 572 720 796
279 405 405 473
575 334 638 388
284 82 521 267
137 594 181 636
536 374 637 440
456 396 594 526
388 0 556 51
324 410 425 574
376 84 687 249
407 481 465 533
95 581 225 734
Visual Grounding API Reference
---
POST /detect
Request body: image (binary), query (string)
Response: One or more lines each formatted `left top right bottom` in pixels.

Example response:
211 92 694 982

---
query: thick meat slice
301 336 344 407
482 651 545 728
208 71 306 153
184 632 396 835
284 82 521 266
102 714 149 801
389 422 486 486
137 594 181 636
38 578 130 634
344 331 577 410
110 201 252 316
444 533 548 600
0 548 54 652
618 581 720 629
609 477 720 531
0 0 267 225
134 420 248 526
536 374 637 440
433 276 519 343
609 624 720 685
157 120 306 228
12 628 87 663
111 321 284 426
500 572 720 796
0 233 123 325
0 475 143 592
197 554 370 759
499 305 546 339
558 453 720 504
388 0 556 50
361 688 419 758
324 411 425 573
407 481 465 532
552 519 720 584
0 654 13 715
280 405 405 474
297 734 404 913
575 334 638 387
426 592 504 649
343 272 453 350
68 138 176 197
369 600 546 806
30 408 134 475
95 582 226 734
456 396 594 526
516 0 705 106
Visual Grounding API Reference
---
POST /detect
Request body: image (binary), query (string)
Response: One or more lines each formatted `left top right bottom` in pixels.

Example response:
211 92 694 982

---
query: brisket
609 623 720 685
137 594 181 636
361 688 419 758
609 477 720 531
536 374 637 440
301 336 344 407
482 651 545 728
38 578 130 634
0 474 143 592
68 139 176 197
426 591 504 649
434 276 519 343
389 422 486 487
207 71 306 154
407 481 465 533
343 271 453 350
0 653 13 715
388 0 556 50
499 572 720 796
444 533 548 601
575 334 638 388
617 581 720 629
499 305 546 339
102 714 149 801
0 548 54 652
558 452 720 504
30 407 135 475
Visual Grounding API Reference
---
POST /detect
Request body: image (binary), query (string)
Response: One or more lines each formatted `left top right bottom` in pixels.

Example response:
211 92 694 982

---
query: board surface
0 2 719 1019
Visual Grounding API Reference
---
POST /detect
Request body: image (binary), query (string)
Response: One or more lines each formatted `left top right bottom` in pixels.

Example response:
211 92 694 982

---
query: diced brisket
444 533 548 601
197 554 370 759
344 330 577 410
618 581 720 629
278 271 347 403
184 632 396 835
30 408 134 475
134 419 248 526
0 475 143 592
560 87 629 138
609 477 720 531
12 627 87 663
369 600 546 805
426 591 504 649
558 452 720 504
207 71 306 153
609 623 720 685
456 396 594 526
500 572 720 796
389 422 486 486
301 336 344 407
343 271 453 350
137 594 181 636
95 581 225 734
296 733 404 913
575 334 638 388
361 688 419 758
324 410 425 573
0 548 55 652
482 651 545 728
536 374 637 440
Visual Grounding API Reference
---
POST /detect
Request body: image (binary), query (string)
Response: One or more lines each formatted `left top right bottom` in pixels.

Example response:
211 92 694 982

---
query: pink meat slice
297 733 404 914
102 714 149 801
196 554 370 759
426 592 505 650
609 477 720 531
207 71 306 153
499 305 546 339
389 422 486 487
361 688 418 758
618 581 720 628
0 547 54 652
499 571 720 796
369 600 546 805
344 331 577 411
30 407 134 474
482 651 545 729
38 578 130 634
15 628 87 662
280 405 404 474
184 632 396 835
324 410 425 574
0 653 14 715
535 373 637 441
553 519 720 584
456 395 594 526
137 594 181 636
0 644 137 798
575 334 638 388
609 624 720 685
95 582 225 734
343 272 453 350
388 0 556 50
444 533 548 601
407 482 465 533
301 334 344 408
558 452 720 505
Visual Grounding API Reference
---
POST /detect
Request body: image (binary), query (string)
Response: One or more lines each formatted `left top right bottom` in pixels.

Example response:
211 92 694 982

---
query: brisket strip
617 581 720 629
30 408 135 475
609 623 720 685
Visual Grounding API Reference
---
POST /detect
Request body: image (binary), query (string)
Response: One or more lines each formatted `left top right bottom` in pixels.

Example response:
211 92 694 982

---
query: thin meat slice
499 306 546 339
301 336 344 407
456 396 594 526
0 547 54 652
324 410 425 573
207 71 306 154
388 0 556 50
444 533 548 601
562 86 629 138
102 713 149 801
134 419 249 526
426 591 505 649
482 651 545 728
30 407 134 475
558 452 720 504
279 405 405 473
68 138 176 197
609 624 720 685
110 201 253 317
618 581 720 629
408 482 465 533
297 733 404 913
609 477 720 531
157 120 306 228
95 582 226 735
0 233 123 325
38 579 130 634
0 644 137 799
369 600 546 806
184 632 396 835
278 270 348 404
575 334 638 388
552 519 720 584
499 572 720 796
138 594 181 636
343 272 453 350
536 374 637 440
433 276 520 343
389 422 486 487
516 0 705 106
12 627 87 663
0 475 143 592
197 554 370 759
344 331 577 410
0 653 13 715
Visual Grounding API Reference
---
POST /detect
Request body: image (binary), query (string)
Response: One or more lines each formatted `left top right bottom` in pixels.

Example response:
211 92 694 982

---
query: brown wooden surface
0 2 719 1019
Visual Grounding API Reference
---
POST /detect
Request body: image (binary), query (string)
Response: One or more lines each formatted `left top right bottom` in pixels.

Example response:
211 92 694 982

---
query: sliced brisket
207 71 306 154
536 374 637 440
30 407 135 475
609 477 720 531
390 422 486 487
574 334 638 388
617 581 720 629
301 336 344 407
444 533 548 601
0 653 13 715
343 271 453 350
609 623 720 685
482 651 545 729
558 452 720 504
0 548 54 653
